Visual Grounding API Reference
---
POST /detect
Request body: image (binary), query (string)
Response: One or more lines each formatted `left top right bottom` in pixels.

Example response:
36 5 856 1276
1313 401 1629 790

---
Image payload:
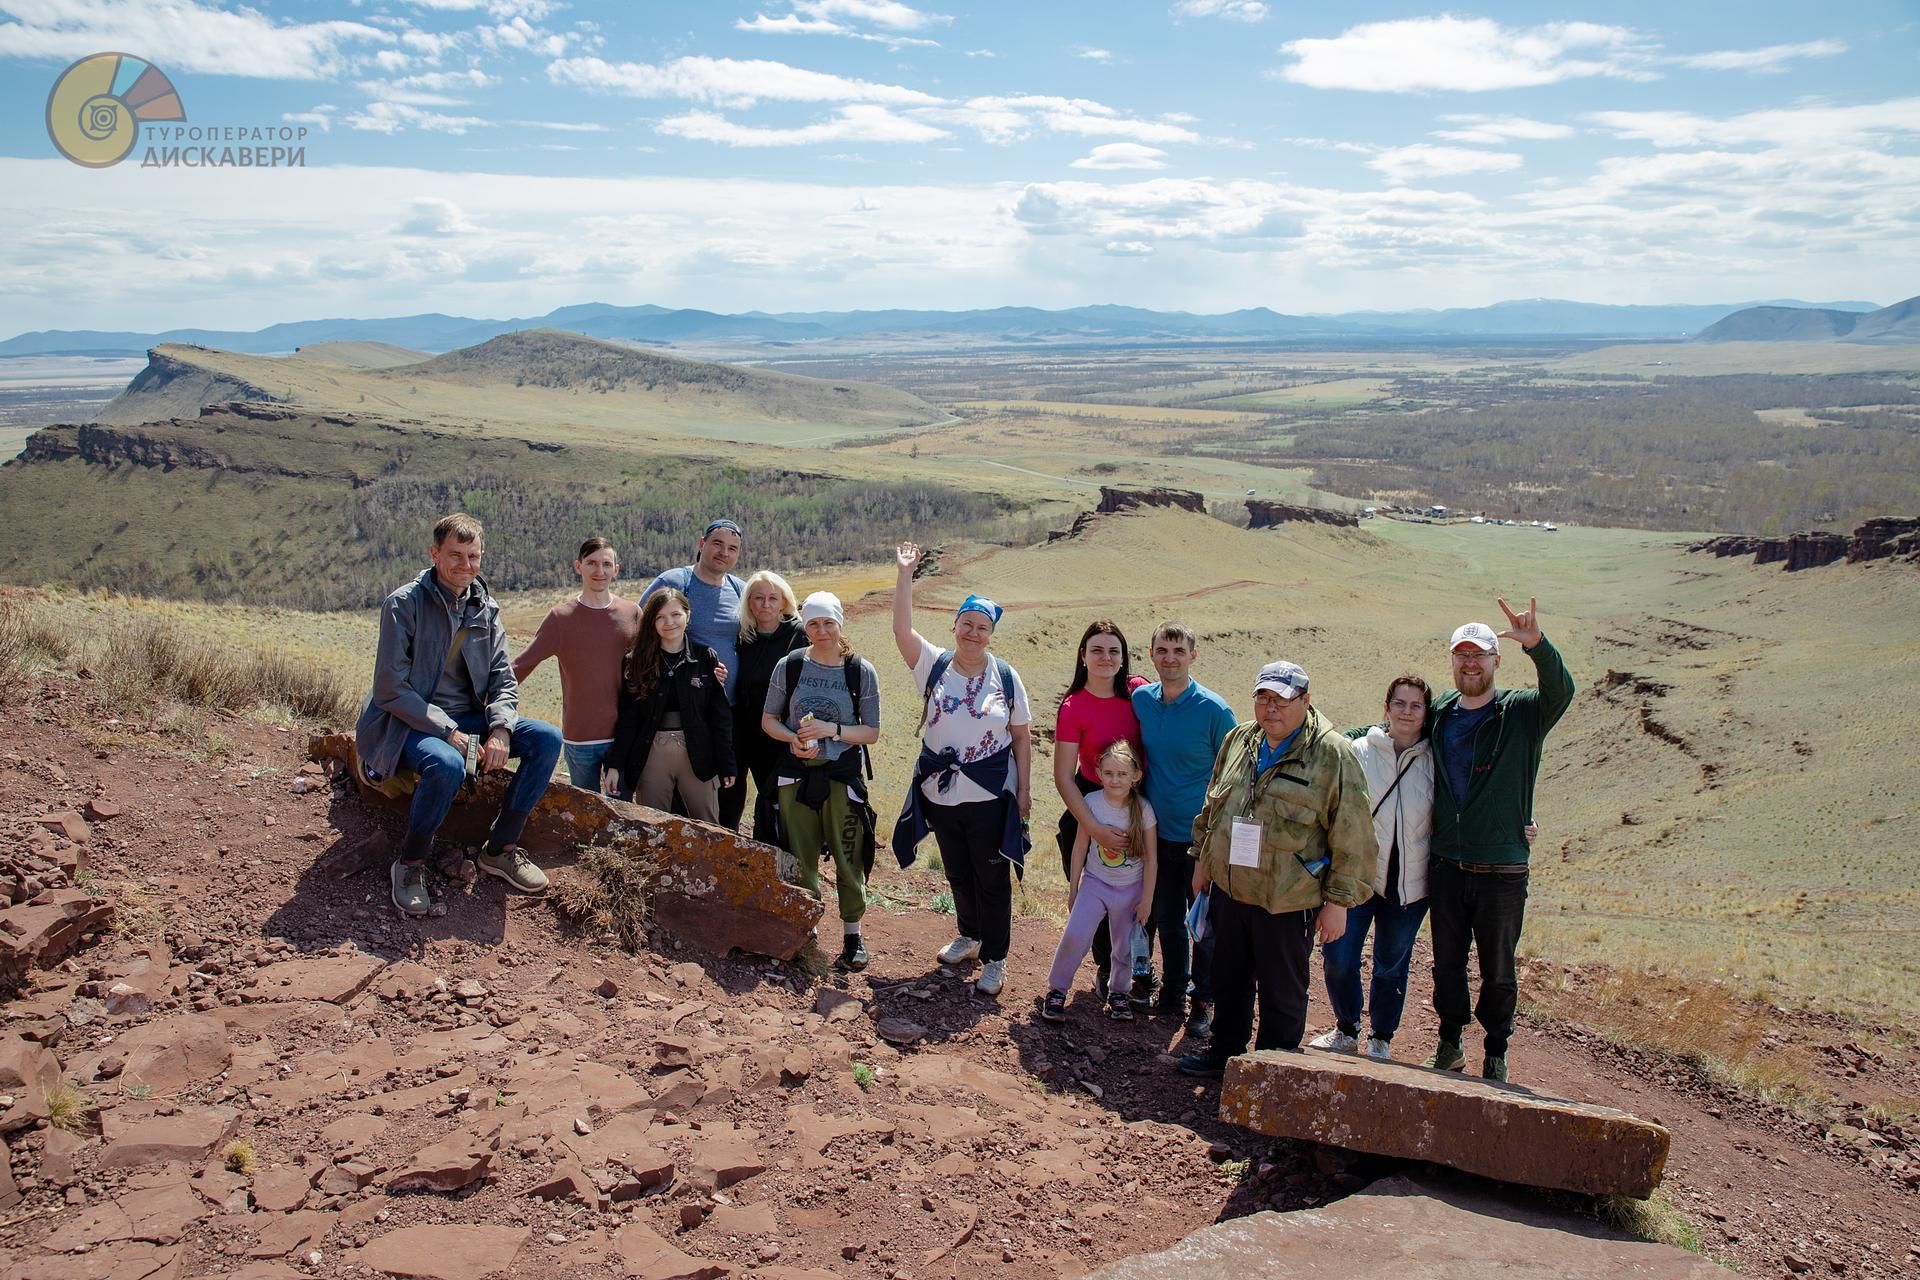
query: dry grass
223 1140 257 1175
0 593 74 704
44 1080 91 1133
551 835 660 952
1524 960 1830 1115
97 614 355 721
1595 1187 1702 1254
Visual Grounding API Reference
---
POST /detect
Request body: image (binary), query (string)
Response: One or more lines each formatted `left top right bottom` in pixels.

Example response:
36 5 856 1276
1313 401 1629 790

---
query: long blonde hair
1095 740 1151 861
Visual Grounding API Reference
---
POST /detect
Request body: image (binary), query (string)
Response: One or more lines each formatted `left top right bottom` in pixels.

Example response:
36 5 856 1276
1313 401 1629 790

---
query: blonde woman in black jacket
609 588 735 821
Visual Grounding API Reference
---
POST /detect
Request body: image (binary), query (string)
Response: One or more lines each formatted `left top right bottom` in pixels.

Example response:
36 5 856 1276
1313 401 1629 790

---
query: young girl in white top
1042 741 1158 1022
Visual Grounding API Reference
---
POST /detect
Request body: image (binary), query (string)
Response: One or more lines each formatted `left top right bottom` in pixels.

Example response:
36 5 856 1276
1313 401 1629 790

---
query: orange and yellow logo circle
46 53 186 168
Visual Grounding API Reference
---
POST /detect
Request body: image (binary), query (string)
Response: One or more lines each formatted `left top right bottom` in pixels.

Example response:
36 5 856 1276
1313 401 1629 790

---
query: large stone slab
1219 1049 1669 1198
310 733 821 959
357 1224 528 1280
1092 1175 1720 1279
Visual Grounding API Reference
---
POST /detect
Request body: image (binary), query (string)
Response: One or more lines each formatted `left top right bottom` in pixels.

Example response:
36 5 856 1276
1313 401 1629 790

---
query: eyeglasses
1253 692 1301 708
1450 648 1494 660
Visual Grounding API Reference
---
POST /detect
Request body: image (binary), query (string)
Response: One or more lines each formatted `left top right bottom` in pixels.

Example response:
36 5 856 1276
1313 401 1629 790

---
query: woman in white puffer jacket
1308 675 1435 1061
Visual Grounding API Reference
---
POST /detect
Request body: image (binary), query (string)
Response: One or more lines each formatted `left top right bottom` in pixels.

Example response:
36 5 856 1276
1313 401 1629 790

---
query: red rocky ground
1 672 1915 1280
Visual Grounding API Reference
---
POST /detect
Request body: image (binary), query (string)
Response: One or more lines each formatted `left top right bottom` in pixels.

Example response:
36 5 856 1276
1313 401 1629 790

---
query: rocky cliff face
1245 499 1358 530
1690 519 1917 570
1095 486 1206 514
92 347 287 426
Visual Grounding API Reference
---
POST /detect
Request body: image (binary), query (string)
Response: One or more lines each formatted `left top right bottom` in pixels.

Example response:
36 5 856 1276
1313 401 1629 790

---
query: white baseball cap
1449 622 1499 653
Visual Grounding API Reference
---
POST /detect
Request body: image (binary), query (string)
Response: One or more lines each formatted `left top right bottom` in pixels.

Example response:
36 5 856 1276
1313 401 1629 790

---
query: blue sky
1 1 1916 332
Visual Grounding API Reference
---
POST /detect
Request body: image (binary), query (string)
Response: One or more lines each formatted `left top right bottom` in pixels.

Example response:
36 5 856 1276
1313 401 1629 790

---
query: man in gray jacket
355 513 563 917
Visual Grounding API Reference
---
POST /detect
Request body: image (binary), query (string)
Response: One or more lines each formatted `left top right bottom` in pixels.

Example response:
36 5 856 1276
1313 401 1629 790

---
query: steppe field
5 332 1917 1026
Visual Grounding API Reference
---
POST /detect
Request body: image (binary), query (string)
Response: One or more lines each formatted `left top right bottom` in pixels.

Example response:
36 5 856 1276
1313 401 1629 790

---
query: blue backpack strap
923 650 955 699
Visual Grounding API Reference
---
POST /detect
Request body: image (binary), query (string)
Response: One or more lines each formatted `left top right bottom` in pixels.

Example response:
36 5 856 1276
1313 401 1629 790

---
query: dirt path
1 678 1914 1278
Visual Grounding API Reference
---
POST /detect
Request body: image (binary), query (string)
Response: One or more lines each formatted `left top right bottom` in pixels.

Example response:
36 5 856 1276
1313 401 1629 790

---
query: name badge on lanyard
1229 817 1262 868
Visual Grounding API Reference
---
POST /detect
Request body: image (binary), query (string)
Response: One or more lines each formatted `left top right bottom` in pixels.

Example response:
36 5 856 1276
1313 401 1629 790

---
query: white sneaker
975 959 1006 997
1308 1029 1359 1053
1365 1037 1393 1061
938 936 982 966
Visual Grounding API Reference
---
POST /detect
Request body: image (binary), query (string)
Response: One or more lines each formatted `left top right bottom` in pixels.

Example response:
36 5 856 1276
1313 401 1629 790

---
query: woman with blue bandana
889 541 1033 998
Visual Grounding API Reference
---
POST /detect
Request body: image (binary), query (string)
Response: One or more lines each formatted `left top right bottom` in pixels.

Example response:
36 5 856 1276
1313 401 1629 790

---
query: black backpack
779 650 874 780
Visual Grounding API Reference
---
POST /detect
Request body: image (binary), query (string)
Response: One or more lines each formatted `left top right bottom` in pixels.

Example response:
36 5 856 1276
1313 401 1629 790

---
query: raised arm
893 541 928 668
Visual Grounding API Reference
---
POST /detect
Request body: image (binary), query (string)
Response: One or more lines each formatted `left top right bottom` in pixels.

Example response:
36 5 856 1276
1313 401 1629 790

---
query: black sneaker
1040 989 1067 1023
1107 992 1134 1022
1186 1001 1214 1039
835 935 869 972
1129 968 1158 1011
1176 1051 1228 1078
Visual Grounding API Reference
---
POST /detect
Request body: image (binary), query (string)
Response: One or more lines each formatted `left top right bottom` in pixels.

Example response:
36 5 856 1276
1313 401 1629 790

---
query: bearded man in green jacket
1424 597 1575 1083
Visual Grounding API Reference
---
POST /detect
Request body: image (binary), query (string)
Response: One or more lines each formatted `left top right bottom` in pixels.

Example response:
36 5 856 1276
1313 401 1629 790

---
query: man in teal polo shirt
1132 620 1238 1037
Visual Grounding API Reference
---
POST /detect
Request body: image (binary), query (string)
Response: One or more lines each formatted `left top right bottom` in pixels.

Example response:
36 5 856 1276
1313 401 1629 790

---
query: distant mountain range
0 297 1895 358
1692 295 1920 344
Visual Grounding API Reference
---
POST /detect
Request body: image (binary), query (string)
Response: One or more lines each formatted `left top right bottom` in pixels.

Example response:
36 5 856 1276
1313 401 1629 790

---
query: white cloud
346 101 489 134
932 95 1203 145
1678 38 1846 73
1431 114 1574 145
1104 241 1156 255
1071 143 1169 170
547 55 940 108
1280 17 1655 92
734 0 949 46
1584 98 1920 149
282 107 336 133
508 119 609 133
657 104 949 147
1079 48 1114 62
355 70 495 107
1368 144 1523 183
1172 0 1267 22
398 197 476 236
0 0 393 78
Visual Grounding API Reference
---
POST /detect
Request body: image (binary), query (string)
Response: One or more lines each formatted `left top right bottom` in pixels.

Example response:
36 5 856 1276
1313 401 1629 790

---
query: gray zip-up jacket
354 568 518 778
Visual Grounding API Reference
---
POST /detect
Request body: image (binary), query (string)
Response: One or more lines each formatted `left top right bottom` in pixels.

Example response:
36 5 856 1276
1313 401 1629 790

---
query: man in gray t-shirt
757 592 883 972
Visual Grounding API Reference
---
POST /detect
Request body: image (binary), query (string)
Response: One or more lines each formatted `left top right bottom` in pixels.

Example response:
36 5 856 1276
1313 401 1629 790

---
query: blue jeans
1321 890 1430 1041
563 741 613 793
397 713 562 860
1143 838 1212 1005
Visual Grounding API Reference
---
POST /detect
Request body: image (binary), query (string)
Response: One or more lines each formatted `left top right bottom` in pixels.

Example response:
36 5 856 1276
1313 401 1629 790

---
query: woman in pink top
1053 620 1149 999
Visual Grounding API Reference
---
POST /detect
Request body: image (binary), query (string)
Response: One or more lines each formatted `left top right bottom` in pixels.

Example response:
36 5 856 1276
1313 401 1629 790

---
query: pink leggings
1047 874 1143 996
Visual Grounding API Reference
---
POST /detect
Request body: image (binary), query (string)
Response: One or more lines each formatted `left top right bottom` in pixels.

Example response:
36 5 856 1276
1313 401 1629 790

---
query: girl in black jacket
610 588 735 822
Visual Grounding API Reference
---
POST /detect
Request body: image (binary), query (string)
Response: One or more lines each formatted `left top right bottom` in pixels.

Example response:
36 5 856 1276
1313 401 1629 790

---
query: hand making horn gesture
1496 596 1542 649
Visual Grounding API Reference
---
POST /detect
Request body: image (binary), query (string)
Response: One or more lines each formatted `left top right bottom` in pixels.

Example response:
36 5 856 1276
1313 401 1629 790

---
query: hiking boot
1041 989 1067 1023
1177 1051 1228 1078
938 935 981 966
1308 1028 1359 1054
1186 1001 1213 1039
1482 1054 1508 1083
1424 1040 1467 1072
975 959 1006 997
477 844 548 894
836 935 870 973
1129 967 1158 1011
390 860 433 917
1365 1036 1394 1061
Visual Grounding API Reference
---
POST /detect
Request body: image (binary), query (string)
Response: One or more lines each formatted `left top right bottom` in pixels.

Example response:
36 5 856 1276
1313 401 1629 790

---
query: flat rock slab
1219 1049 1669 1198
311 733 822 960
250 954 384 1005
102 1107 241 1169
357 1224 529 1280
1089 1175 1723 1279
